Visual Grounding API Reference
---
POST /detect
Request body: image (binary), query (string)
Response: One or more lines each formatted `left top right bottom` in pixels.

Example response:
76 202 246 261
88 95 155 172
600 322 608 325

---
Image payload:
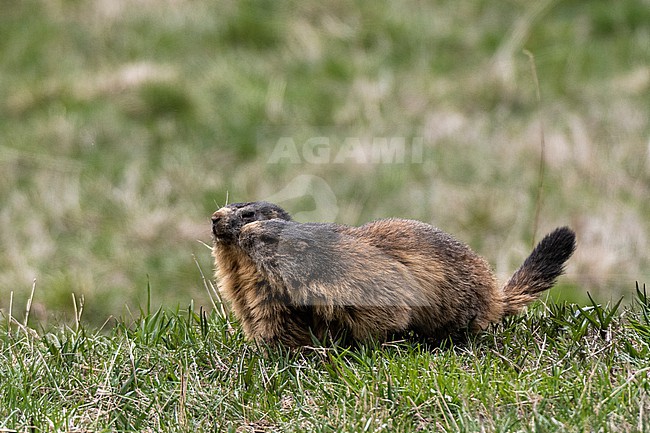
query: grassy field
1 284 649 431
1 0 648 324
0 1 649 429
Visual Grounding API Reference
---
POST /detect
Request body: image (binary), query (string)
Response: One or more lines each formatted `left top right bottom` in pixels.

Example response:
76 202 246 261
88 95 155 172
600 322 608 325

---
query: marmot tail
502 227 576 315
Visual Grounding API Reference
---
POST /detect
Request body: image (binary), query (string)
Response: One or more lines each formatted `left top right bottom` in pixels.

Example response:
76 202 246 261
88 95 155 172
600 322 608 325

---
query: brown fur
211 201 576 347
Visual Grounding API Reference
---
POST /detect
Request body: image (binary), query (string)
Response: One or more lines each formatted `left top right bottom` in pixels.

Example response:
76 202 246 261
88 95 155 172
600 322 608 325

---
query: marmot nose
211 213 222 230
211 214 221 237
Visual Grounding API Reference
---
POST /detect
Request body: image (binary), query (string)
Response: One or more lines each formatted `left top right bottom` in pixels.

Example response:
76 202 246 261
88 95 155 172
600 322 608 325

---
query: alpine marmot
211 201 576 347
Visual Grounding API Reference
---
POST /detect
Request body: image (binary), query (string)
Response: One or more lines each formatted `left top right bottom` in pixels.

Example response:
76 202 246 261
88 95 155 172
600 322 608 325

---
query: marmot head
211 201 292 244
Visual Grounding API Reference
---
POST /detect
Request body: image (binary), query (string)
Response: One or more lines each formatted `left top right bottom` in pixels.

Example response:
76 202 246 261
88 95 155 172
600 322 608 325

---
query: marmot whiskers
211 201 576 347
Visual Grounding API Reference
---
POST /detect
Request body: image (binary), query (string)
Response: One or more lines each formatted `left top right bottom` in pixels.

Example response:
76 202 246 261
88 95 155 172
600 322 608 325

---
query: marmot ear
274 208 292 221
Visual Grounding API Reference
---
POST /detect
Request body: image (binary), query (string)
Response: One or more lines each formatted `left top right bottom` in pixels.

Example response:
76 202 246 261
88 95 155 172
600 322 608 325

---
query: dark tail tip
534 226 577 268
502 226 576 315
522 226 577 293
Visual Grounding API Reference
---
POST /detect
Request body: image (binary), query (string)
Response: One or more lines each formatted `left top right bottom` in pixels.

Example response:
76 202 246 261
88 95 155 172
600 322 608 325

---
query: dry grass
0 0 648 324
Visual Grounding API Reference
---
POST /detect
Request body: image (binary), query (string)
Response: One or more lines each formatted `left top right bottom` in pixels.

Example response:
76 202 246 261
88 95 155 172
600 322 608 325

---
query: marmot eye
240 210 255 219
259 234 278 244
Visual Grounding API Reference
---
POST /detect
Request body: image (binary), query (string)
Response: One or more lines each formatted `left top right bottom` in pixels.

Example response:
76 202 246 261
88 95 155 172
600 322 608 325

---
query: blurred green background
1 0 649 326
